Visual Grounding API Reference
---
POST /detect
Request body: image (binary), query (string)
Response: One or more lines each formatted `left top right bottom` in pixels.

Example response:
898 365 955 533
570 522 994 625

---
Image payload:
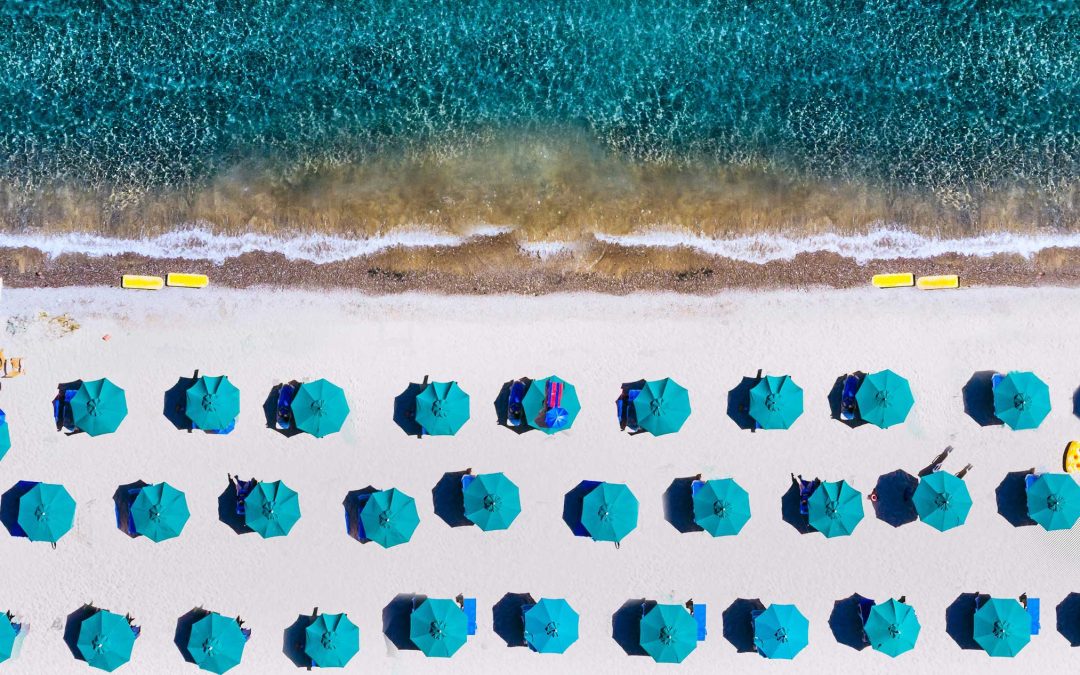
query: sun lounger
462 598 477 636
276 384 296 430
120 275 164 290
507 380 526 427
694 603 707 641
461 474 475 492
353 493 371 540
872 273 915 288
916 274 959 290
1027 598 1040 635
130 624 141 638
235 479 257 516
53 389 77 432
616 389 642 431
240 627 252 641
840 374 860 421
165 273 209 288
798 479 819 516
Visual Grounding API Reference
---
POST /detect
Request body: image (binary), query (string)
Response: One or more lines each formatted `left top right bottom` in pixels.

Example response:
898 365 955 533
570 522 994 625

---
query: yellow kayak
916 274 959 290
121 275 164 290
871 273 914 288
166 273 210 288
1065 441 1080 474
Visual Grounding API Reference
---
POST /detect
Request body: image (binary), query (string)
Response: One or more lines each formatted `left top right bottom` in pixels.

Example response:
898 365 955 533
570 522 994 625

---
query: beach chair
1027 598 1040 635
276 383 296 430
798 479 819 516
353 492 372 540
2 355 23 378
240 627 252 642
129 623 141 639
462 598 477 636
693 603 707 641
617 388 642 431
544 380 567 429
234 479 257 516
840 374 860 421
507 380 527 427
53 389 77 432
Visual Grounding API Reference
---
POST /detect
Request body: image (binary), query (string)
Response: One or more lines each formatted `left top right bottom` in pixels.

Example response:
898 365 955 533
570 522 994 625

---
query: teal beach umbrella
188 613 246 674
633 378 691 436
291 379 349 438
864 599 920 658
71 378 128 436
973 598 1031 657
692 478 751 536
409 599 467 658
912 472 972 532
640 604 698 664
748 375 803 429
1026 473 1080 531
522 376 581 434
993 371 1051 430
523 598 579 654
0 413 10 462
581 482 639 543
185 376 240 432
77 610 136 672
304 613 359 668
18 482 76 542
0 613 16 662
131 482 190 542
415 381 470 436
807 480 864 538
463 472 521 531
754 604 809 659
359 488 420 548
244 480 301 538
855 370 914 429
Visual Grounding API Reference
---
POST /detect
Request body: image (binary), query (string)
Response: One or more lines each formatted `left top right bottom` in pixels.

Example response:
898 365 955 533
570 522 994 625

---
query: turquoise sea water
0 0 1077 243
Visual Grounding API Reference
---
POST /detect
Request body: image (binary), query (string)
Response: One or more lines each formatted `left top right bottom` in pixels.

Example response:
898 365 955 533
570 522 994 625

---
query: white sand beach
0 285 1078 674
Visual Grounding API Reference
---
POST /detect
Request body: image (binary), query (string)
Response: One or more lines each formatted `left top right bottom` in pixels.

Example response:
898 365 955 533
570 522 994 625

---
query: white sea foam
3 223 1080 265
593 227 1080 264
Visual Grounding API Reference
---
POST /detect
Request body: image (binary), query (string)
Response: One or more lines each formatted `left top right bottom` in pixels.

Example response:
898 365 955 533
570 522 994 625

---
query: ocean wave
594 228 1080 264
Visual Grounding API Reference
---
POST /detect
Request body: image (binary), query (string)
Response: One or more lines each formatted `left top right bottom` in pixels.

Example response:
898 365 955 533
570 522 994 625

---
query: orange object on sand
1065 441 1080 474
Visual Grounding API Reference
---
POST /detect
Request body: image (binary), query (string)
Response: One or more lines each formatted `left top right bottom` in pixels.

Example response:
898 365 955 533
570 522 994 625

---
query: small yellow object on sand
121 275 164 290
166 273 209 288
1065 441 1080 474
872 273 915 288
916 275 959 290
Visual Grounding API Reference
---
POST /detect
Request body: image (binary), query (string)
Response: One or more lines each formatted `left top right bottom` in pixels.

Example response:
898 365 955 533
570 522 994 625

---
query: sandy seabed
0 286 1078 673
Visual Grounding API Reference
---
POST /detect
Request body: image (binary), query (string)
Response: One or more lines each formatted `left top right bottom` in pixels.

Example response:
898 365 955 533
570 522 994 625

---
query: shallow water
0 0 1077 260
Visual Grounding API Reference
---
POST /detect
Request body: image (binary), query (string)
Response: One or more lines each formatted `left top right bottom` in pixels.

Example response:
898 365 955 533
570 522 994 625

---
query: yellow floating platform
916 275 959 290
872 273 914 288
166 273 209 288
1065 441 1080 474
121 275 164 290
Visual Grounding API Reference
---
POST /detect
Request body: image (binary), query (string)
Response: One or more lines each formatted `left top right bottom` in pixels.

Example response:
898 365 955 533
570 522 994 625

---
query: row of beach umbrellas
0 592 1044 670
12 468 1079 546
12 369 1057 449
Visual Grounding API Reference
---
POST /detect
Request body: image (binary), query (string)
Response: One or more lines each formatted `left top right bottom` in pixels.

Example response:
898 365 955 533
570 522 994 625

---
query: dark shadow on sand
612 599 652 656
383 594 424 651
0 480 38 537
827 374 866 428
343 487 378 541
829 594 869 651
111 480 149 538
263 384 303 438
174 607 210 664
945 593 985 650
962 371 1001 427
872 470 918 528
722 598 765 653
54 379 84 435
63 603 98 661
493 379 532 434
493 592 535 647
282 613 313 668
562 481 596 537
726 376 758 431
163 373 198 431
218 481 253 535
394 382 426 437
1057 593 1080 646
780 482 815 534
996 470 1036 527
432 471 472 528
662 477 703 534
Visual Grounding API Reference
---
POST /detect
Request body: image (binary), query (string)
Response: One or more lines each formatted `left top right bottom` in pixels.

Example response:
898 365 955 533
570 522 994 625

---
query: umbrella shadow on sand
493 380 532 435
780 482 815 534
262 384 303 438
393 382 426 437
945 593 986 650
282 611 315 668
611 599 652 656
962 371 1003 427
662 477 703 534
63 603 98 661
174 607 210 663
493 592 535 647
0 481 37 537
432 471 472 528
829 594 870 651
217 481 254 535
725 376 759 431
1057 593 1080 646
722 598 765 653
163 373 198 431
826 374 866 428
382 594 424 651
111 480 149 538
561 481 597 537
871 470 918 527
53 380 84 435
343 487 378 542
995 470 1037 527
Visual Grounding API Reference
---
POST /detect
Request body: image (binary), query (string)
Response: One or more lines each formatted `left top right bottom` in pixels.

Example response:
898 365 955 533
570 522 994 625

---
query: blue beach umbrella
748 375 804 429
130 482 190 542
17 482 76 543
0 409 10 461
754 604 809 659
304 612 359 668
806 480 864 538
1026 473 1080 531
409 599 467 658
632 378 692 436
243 480 301 538
992 371 1051 430
188 613 247 674
973 598 1031 657
639 604 698 664
523 598 579 654
521 376 581 434
864 598 921 658
581 482 639 543
76 610 136 672
692 478 751 536
359 488 420 548
0 613 16 663
462 472 521 531
414 381 470 436
912 472 972 532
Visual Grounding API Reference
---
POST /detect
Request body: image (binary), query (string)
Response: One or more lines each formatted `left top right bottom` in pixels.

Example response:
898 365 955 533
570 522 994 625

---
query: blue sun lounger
616 389 642 431
506 380 527 427
276 384 296 430
234 479 257 516
694 603 707 641
463 598 477 636
353 492 372 540
53 389 77 431
798 478 819 516
1027 598 1041 635
841 374 860 421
